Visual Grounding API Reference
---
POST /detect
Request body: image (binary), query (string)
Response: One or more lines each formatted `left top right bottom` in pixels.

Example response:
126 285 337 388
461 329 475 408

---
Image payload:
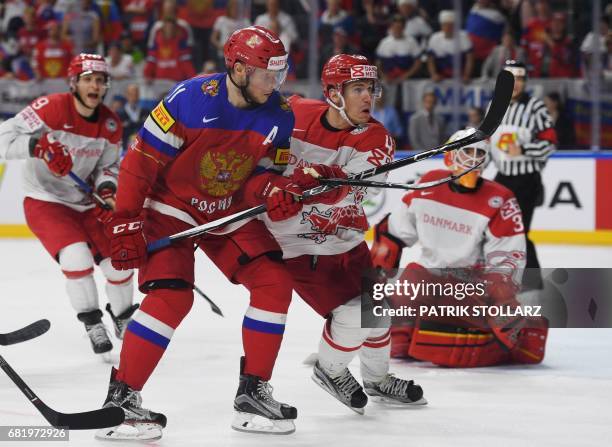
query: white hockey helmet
444 128 489 188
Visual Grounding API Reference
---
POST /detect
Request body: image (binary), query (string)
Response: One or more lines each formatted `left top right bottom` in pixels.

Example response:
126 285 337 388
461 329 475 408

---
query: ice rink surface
1 240 611 447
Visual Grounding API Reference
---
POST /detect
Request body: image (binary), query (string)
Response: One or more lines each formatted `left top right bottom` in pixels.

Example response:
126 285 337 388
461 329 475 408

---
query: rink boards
0 152 611 244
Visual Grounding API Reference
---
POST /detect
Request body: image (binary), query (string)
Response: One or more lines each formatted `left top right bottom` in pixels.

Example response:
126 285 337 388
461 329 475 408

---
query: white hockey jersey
0 92 122 211
388 169 526 276
264 96 395 259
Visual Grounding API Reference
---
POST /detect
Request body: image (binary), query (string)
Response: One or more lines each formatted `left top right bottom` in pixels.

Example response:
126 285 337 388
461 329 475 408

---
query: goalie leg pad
408 318 511 367
511 317 548 364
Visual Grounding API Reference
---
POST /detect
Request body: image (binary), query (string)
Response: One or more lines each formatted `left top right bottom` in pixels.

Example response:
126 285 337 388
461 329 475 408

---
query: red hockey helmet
321 54 381 99
223 26 288 72
68 53 110 80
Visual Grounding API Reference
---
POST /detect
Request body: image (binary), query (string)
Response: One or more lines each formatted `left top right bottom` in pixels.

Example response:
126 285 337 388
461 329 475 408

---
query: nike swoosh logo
421 191 433 196
63 124 74 129
202 116 219 123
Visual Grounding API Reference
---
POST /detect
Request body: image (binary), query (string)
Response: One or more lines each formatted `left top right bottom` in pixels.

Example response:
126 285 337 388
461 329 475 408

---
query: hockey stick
68 172 112 210
0 320 50 346
319 159 486 190
0 354 125 429
146 70 513 252
194 285 224 317
71 171 226 318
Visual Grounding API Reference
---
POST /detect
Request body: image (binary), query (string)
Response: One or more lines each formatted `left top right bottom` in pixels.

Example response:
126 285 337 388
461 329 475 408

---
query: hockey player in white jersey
264 54 426 413
0 53 138 356
370 129 549 367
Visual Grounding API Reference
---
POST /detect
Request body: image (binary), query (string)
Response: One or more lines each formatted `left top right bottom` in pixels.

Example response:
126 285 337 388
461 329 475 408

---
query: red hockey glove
92 187 116 224
266 180 303 222
291 164 350 205
481 272 525 350
32 133 73 176
105 212 147 270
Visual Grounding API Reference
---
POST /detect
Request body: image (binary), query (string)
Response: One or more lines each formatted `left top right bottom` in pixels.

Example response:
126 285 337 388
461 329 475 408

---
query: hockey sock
318 319 361 377
100 258 134 316
235 257 292 381
60 242 99 313
318 297 369 377
359 328 391 383
117 288 193 390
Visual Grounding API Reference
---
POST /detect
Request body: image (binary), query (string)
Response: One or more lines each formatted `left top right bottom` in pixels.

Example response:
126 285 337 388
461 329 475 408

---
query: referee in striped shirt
489 60 558 290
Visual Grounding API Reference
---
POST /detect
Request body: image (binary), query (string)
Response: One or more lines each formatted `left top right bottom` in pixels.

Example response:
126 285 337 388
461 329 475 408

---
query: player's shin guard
235 257 292 380
116 288 193 390
60 242 100 312
100 258 134 318
359 329 391 383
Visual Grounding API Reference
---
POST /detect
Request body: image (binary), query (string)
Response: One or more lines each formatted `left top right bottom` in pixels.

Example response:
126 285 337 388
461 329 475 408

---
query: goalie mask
444 128 489 189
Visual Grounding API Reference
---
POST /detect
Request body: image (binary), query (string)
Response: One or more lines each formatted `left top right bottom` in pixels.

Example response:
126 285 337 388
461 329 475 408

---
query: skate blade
95 422 163 441
368 394 428 406
231 411 295 435
311 374 365 415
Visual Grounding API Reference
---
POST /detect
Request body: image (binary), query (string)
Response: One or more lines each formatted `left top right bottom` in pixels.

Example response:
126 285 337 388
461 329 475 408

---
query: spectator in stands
320 0 350 27
466 106 484 128
254 0 298 51
319 0 353 45
372 86 403 146
320 26 358 72
211 0 251 70
354 0 391 62
521 0 552 77
97 0 123 47
396 0 432 52
465 0 507 75
544 92 576 150
376 15 422 83
120 30 145 66
17 6 42 59
178 0 226 72
1 0 28 35
105 41 134 80
538 12 578 78
32 20 73 80
148 0 194 57
408 90 447 151
61 0 101 55
120 0 156 53
481 28 526 79
580 17 609 76
426 10 474 83
117 83 147 152
34 0 62 31
144 15 196 82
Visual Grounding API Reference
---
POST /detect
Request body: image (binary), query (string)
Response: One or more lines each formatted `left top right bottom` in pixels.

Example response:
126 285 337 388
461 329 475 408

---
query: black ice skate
105 303 139 339
364 374 427 406
232 357 297 435
312 361 368 415
95 367 167 441
77 309 112 355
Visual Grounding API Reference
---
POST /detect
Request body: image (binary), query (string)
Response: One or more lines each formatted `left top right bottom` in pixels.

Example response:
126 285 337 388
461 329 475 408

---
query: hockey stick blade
0 355 125 429
194 285 224 317
146 71 513 248
0 319 50 346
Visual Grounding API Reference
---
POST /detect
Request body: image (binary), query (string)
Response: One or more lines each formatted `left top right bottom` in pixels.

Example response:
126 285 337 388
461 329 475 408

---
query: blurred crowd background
0 0 610 150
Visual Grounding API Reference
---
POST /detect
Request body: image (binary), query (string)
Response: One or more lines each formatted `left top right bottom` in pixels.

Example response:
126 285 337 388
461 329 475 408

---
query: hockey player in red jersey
0 53 138 356
96 26 306 440
263 54 426 414
371 129 549 367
